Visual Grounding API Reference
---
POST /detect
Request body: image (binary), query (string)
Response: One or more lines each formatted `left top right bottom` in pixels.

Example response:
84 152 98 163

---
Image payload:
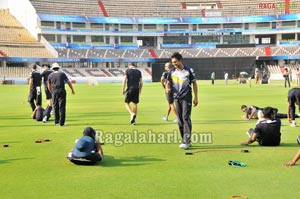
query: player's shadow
0 116 27 120
0 157 34 164
189 144 260 150
193 120 251 124
190 143 299 150
75 112 128 117
279 142 300 147
100 155 165 167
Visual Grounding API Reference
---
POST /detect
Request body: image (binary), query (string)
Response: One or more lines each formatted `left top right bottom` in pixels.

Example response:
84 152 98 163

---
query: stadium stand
29 0 103 16
1 0 299 82
69 49 87 58
87 49 107 58
30 0 300 17
268 63 300 80
52 46 300 59
0 9 22 27
272 46 300 56
0 66 152 78
0 9 55 58
0 67 31 78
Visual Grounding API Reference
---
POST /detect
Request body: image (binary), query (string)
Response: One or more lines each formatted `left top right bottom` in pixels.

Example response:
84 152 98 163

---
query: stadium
1 0 300 199
0 0 300 83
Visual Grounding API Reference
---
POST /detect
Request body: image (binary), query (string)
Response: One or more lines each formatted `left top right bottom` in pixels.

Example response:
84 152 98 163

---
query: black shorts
45 89 52 100
288 88 300 108
125 88 139 104
166 92 174 104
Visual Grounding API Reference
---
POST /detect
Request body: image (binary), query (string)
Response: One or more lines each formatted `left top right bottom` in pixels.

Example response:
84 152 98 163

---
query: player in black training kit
48 63 75 126
287 88 300 127
28 64 42 113
122 63 143 125
241 107 281 146
161 62 177 122
32 106 51 122
41 64 53 122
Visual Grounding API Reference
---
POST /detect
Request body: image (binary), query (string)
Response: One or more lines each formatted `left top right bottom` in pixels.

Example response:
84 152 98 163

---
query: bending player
241 104 294 120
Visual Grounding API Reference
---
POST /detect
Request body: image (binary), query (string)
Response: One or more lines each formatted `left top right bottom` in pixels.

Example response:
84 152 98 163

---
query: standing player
287 88 300 127
283 67 290 88
211 71 215 85
41 64 53 122
224 72 229 85
166 52 198 149
122 63 143 125
255 68 259 84
161 62 177 122
296 67 300 87
48 63 75 126
28 63 42 113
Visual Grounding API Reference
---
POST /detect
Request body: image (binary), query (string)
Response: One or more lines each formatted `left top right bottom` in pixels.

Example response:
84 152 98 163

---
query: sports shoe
60 124 68 127
179 143 190 150
173 119 178 123
246 128 254 137
130 114 136 125
291 121 296 127
228 160 246 168
297 135 300 145
162 117 168 121
42 116 48 123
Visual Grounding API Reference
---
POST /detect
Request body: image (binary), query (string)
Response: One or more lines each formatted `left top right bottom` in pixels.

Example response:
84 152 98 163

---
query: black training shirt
254 118 281 146
126 68 142 89
29 71 42 91
41 70 53 88
288 88 300 105
48 71 69 92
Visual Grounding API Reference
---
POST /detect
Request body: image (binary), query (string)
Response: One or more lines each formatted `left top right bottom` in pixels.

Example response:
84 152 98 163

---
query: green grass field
1 80 300 199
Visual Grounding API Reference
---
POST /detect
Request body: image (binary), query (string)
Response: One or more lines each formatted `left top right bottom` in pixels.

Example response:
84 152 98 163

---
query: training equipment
35 139 51 143
231 195 248 199
185 149 249 155
87 78 99 86
228 160 246 167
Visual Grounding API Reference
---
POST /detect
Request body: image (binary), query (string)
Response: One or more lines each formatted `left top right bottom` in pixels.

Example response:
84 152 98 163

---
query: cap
72 136 94 158
51 63 60 69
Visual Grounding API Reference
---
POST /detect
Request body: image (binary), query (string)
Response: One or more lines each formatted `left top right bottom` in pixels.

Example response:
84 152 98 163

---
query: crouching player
32 106 52 122
67 127 103 165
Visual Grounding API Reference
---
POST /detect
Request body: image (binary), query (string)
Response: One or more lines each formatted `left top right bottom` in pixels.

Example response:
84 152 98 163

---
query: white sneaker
246 128 254 137
162 117 168 121
179 143 190 150
291 121 296 127
130 114 136 124
42 116 48 123
173 119 178 123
